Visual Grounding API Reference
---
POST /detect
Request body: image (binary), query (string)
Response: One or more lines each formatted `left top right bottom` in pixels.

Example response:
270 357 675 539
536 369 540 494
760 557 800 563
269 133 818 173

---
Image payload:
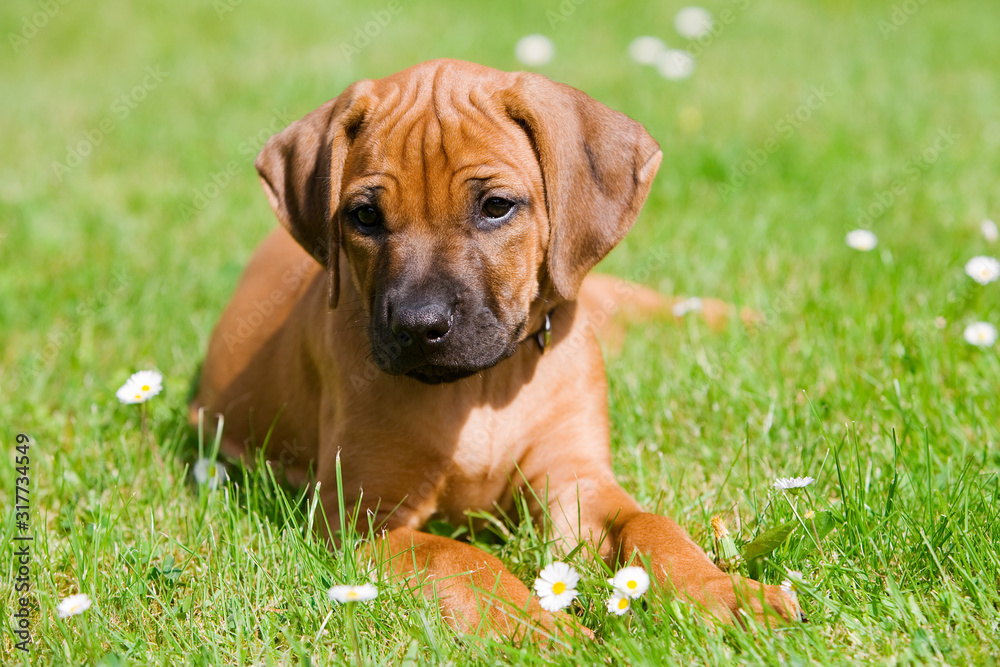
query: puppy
192 58 796 639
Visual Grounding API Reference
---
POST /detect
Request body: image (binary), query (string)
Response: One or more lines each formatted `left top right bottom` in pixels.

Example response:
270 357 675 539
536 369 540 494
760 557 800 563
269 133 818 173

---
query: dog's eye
350 205 381 233
481 197 515 220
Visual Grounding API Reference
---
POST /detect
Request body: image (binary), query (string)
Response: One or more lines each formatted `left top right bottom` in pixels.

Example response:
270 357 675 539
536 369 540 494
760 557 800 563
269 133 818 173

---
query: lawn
2 0 999 664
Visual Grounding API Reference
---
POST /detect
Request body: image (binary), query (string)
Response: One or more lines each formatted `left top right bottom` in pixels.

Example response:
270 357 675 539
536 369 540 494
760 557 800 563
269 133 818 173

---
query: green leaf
742 520 798 561
425 519 466 540
793 510 841 555
806 510 839 541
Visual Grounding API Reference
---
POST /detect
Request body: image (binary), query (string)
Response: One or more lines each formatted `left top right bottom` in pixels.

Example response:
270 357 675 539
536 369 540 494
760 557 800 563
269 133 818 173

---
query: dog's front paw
440 588 592 645
698 575 801 627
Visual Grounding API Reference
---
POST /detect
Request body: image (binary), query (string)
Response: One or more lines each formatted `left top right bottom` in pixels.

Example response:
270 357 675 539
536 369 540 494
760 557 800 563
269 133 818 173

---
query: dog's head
255 59 661 384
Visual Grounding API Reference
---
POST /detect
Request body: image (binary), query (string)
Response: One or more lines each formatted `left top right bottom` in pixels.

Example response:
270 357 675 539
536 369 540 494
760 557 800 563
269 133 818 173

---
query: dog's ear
255 82 373 308
502 75 662 301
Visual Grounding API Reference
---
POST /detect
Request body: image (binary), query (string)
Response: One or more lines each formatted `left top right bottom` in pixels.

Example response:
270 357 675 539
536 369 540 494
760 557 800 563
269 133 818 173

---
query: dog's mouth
373 335 517 385
404 365 480 385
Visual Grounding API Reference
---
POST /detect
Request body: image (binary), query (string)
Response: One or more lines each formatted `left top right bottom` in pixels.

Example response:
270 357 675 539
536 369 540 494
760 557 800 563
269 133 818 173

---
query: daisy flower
57 593 92 618
845 229 878 251
963 322 997 347
780 570 803 605
774 476 815 491
193 458 228 489
116 370 163 404
964 256 1000 285
675 7 713 39
514 34 554 67
656 49 695 80
629 36 666 65
982 219 999 243
328 584 378 604
609 566 650 599
533 561 579 612
607 591 631 615
672 296 703 317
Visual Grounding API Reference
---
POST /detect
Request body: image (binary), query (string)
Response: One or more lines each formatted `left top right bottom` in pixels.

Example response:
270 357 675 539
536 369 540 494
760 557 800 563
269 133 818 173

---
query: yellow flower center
142 385 150 391
208 466 216 478
135 394 142 399
347 591 358 599
552 582 566 595
627 580 637 589
618 598 629 610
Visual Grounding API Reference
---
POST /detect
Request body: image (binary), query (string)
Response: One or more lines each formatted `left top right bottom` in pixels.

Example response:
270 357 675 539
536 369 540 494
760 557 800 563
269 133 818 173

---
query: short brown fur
192 59 795 640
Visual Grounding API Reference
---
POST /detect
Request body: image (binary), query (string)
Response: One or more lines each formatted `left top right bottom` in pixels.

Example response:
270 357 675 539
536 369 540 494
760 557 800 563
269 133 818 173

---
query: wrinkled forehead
341 76 542 203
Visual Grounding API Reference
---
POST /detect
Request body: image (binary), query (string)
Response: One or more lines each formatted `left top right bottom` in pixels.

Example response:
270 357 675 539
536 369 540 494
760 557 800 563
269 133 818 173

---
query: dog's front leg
372 527 581 642
548 479 798 626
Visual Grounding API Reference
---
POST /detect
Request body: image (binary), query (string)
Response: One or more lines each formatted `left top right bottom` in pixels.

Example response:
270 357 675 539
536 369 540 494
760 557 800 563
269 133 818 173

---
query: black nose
390 301 453 348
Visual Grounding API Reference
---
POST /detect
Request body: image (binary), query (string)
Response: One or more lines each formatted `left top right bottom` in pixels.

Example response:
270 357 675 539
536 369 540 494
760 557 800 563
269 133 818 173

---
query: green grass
2 0 1000 664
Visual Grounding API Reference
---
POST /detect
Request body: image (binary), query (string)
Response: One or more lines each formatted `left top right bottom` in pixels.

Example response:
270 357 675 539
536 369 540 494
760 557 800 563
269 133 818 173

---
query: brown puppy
192 59 795 639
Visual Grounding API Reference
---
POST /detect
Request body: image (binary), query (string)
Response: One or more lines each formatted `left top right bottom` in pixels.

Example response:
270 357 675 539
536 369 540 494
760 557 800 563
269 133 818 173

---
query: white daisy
609 565 650 599
328 583 378 603
845 229 878 251
606 591 631 615
533 561 579 612
672 296 703 317
963 322 997 347
193 458 228 489
780 570 803 605
964 256 1000 285
656 49 695 80
116 370 163 404
514 34 555 67
57 593 92 618
774 476 815 491
629 36 666 65
982 219 999 243
675 7 713 39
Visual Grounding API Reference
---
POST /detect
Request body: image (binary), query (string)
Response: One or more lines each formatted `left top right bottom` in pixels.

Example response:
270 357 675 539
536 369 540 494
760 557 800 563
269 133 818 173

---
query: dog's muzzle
370 287 517 384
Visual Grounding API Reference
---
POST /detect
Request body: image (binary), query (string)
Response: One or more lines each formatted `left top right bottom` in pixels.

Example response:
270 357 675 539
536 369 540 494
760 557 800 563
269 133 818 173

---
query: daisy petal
57 593 92 618
328 583 378 603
